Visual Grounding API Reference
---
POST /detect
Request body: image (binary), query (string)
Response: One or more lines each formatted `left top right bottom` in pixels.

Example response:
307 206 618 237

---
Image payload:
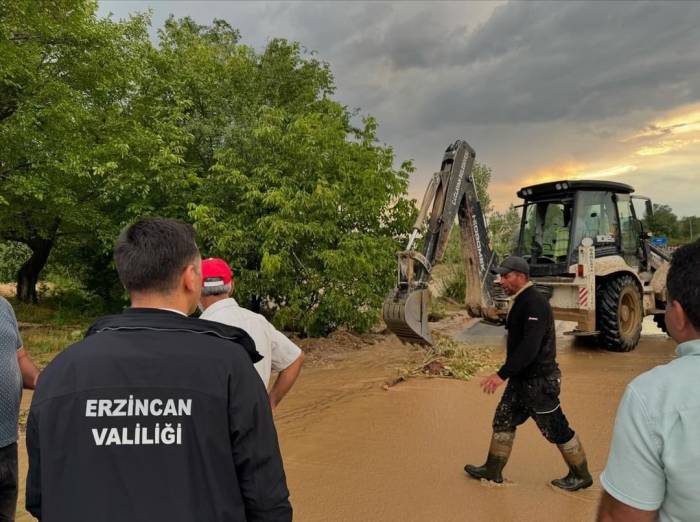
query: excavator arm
383 140 503 345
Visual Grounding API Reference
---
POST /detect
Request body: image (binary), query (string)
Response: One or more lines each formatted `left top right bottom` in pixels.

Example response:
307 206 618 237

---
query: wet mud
14 321 675 522
276 326 674 522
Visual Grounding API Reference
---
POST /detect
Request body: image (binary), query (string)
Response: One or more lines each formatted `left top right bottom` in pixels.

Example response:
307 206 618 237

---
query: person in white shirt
597 238 700 522
199 258 304 409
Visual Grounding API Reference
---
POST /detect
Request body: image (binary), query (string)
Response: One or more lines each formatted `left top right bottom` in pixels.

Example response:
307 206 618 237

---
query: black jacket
26 308 292 522
497 285 559 380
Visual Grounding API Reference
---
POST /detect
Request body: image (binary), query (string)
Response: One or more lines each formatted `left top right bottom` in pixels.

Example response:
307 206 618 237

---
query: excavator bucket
382 288 433 345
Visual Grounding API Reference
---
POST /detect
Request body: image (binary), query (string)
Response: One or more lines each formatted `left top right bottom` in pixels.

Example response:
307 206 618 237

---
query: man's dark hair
114 218 200 294
667 238 700 329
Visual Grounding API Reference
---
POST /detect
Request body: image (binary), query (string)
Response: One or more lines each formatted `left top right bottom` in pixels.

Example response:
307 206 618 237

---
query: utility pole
691 218 694 242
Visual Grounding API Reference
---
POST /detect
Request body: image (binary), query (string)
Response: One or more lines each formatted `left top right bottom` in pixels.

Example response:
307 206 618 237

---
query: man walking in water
464 256 592 491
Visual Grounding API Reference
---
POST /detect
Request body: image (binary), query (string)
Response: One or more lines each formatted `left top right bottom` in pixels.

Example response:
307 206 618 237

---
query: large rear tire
596 275 643 352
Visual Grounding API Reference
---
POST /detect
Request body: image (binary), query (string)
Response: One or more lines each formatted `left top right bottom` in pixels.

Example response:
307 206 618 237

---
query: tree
488 205 521 258
678 215 700 243
471 161 493 215
154 19 415 335
643 203 678 239
2 9 416 333
435 161 521 301
442 161 510 265
0 1 192 302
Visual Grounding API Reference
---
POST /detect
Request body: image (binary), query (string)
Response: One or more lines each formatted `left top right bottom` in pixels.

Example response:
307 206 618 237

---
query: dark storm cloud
99 1 700 128
98 1 700 215
422 2 700 125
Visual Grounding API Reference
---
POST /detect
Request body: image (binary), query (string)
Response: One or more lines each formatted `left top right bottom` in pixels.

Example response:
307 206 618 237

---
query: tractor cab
515 180 648 277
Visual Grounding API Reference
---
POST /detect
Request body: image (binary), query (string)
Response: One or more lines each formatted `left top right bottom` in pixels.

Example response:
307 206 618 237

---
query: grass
18 327 83 432
1 284 104 369
20 326 84 369
10 296 103 328
12 296 97 369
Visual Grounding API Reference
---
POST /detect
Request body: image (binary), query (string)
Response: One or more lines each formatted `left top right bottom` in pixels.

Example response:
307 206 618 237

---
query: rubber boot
464 431 515 484
551 434 593 491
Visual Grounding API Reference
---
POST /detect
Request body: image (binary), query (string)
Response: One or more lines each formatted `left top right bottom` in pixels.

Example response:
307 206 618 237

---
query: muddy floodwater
15 321 675 522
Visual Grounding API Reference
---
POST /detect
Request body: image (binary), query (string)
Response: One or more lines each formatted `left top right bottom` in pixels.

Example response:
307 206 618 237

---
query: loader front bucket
382 288 433 345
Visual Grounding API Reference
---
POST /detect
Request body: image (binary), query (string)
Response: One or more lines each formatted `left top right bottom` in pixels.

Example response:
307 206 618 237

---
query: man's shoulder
628 356 700 416
513 285 550 315
523 284 548 303
631 357 686 389
232 306 269 325
35 327 253 404
86 308 260 363
0 296 14 317
203 301 271 328
84 321 249 359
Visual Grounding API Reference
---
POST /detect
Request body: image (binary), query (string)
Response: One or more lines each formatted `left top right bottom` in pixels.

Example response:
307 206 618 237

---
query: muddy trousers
492 375 574 445
0 443 17 522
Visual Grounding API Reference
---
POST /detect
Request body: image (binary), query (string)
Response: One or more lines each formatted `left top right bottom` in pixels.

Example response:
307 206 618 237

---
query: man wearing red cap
200 258 304 409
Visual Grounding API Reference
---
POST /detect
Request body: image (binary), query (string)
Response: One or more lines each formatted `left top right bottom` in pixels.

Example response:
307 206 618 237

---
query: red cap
201 258 233 287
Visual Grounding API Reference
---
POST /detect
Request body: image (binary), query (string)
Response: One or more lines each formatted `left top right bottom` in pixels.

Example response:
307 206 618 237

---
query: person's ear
666 299 687 337
183 263 200 293
671 300 689 331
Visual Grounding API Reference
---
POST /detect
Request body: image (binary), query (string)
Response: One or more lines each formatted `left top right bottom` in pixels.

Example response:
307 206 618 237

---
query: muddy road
15 320 675 522
276 322 674 522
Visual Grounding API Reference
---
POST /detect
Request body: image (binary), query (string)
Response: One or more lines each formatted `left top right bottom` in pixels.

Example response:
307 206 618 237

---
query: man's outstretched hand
480 373 505 394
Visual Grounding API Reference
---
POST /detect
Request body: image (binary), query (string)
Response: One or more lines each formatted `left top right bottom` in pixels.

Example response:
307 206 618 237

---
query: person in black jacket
25 218 292 522
464 256 592 491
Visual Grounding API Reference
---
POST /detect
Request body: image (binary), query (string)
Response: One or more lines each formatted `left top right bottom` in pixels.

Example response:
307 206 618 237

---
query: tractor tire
653 314 669 335
596 275 643 352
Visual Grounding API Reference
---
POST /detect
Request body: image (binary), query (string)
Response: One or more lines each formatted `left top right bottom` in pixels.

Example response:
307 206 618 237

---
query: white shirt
201 298 302 386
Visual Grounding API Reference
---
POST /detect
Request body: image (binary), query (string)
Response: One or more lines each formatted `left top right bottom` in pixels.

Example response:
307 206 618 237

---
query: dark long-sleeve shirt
26 308 292 522
497 285 559 380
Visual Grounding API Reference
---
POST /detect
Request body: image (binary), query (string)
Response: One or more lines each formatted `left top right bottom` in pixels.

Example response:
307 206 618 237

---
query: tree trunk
15 221 59 304
249 293 262 313
16 237 53 303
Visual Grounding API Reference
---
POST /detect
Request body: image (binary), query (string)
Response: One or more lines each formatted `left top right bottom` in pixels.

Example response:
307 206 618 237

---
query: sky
98 1 700 217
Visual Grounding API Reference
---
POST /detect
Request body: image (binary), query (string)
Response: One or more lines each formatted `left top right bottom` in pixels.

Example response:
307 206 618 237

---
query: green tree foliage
154 19 413 334
0 241 30 282
470 161 492 215
1 6 415 329
488 205 521 258
643 203 678 239
0 1 192 302
443 162 515 265
678 216 700 243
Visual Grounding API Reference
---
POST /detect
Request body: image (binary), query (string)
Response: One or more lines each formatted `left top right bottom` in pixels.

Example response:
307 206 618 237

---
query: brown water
15 332 676 522
275 334 675 522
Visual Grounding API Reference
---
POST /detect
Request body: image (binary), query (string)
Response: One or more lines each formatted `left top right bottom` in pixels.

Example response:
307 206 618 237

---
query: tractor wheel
653 314 669 335
596 275 643 352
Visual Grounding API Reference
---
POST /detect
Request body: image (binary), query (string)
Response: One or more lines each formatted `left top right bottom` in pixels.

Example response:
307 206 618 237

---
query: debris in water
383 336 497 389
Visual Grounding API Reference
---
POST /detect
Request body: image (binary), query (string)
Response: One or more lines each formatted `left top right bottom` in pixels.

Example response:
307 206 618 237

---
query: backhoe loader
382 140 670 352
